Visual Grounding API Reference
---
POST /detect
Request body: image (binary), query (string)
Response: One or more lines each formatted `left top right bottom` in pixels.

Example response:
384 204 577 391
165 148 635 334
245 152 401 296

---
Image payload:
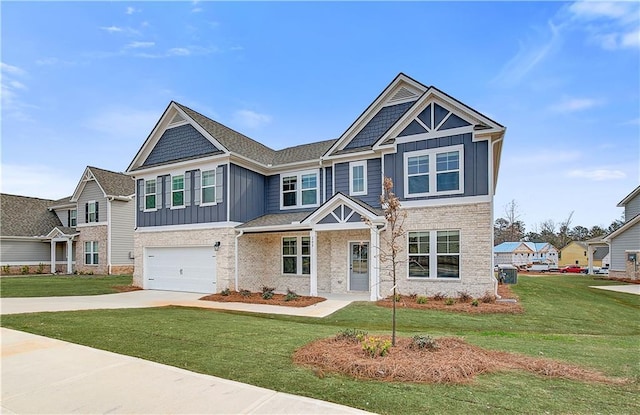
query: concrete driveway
1 291 371 414
589 284 640 295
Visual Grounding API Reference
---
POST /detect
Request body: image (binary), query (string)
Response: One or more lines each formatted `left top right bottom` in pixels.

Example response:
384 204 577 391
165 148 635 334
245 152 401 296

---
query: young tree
371 177 406 346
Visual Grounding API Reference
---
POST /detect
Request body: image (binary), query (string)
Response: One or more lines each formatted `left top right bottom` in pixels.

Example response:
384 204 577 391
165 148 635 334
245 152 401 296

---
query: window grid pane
202 170 216 203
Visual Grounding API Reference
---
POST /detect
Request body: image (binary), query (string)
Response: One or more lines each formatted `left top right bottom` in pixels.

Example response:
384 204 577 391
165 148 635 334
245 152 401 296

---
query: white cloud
1 62 26 76
568 0 640 50
126 41 155 49
549 97 602 113
101 26 124 33
8 80 27 90
1 62 34 121
125 7 139 15
167 47 191 56
0 164 78 200
567 169 626 181
232 110 272 129
35 57 75 66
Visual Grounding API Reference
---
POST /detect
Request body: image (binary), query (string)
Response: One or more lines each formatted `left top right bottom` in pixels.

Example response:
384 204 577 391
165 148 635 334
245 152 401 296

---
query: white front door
145 247 217 294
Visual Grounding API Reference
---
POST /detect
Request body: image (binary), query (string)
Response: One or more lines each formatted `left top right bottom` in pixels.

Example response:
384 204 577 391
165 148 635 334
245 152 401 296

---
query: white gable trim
70 167 108 202
302 193 384 226
126 102 231 172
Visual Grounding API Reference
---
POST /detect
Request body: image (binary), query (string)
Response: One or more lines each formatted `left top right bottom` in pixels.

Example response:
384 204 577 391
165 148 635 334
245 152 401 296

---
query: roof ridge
1 193 56 202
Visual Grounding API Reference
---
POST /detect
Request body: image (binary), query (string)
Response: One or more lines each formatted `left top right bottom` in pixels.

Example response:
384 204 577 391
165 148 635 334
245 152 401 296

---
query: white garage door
145 247 216 294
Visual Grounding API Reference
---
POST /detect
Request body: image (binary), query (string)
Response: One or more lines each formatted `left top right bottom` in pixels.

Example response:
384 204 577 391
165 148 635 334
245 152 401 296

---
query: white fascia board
321 149 377 163
76 222 108 228
238 223 311 233
69 166 92 202
617 185 640 207
603 214 640 242
127 154 230 178
399 195 492 209
135 222 242 233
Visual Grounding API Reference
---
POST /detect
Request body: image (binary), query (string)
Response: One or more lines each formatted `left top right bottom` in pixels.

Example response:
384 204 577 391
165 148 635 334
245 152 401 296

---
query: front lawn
0 274 133 297
2 275 638 414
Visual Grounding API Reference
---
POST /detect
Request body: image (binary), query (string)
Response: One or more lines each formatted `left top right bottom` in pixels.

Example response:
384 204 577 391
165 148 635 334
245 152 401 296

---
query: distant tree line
494 200 624 249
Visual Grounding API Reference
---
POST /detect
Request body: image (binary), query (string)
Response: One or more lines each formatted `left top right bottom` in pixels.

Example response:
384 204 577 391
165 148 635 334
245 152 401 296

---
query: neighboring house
0 194 77 274
126 73 506 300
585 236 610 273
558 241 589 267
67 166 136 275
493 242 558 267
604 185 640 279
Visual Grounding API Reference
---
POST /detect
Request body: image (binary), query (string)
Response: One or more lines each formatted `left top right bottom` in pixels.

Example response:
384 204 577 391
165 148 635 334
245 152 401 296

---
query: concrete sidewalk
589 284 640 295
0 290 359 317
1 328 372 414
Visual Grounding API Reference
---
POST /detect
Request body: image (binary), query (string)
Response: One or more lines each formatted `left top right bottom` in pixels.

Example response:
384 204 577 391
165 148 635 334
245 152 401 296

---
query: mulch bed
376 284 523 314
200 291 326 307
293 335 628 385
113 285 143 292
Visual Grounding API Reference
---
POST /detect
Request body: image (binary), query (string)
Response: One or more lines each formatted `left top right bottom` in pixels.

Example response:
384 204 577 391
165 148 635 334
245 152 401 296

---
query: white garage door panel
145 247 216 294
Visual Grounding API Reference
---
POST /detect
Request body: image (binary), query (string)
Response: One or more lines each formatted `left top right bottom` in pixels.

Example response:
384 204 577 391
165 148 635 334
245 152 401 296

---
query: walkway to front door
349 242 369 291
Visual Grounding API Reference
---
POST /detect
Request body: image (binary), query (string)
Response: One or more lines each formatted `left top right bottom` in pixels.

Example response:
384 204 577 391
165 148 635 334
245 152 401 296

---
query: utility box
497 264 518 284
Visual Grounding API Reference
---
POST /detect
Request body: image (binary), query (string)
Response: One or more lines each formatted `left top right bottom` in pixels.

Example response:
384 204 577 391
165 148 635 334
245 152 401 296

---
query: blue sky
1 1 638 231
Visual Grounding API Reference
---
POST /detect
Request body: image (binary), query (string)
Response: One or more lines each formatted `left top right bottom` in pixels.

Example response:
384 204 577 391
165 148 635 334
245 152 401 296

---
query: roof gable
1 194 63 237
71 166 134 202
141 123 223 168
617 185 640 207
493 242 533 253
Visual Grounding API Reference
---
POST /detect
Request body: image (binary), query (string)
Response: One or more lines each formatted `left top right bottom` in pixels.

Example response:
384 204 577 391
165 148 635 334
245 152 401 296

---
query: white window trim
144 179 157 212
171 174 185 209
281 236 311 276
87 200 98 223
200 169 217 207
349 161 367 196
403 144 464 199
84 241 99 266
279 169 320 210
407 229 461 280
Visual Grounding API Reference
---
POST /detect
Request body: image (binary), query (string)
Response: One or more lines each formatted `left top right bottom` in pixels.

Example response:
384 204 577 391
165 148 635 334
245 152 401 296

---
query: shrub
239 289 252 297
471 299 479 307
433 292 446 301
361 336 392 358
410 335 439 350
393 293 402 302
457 291 472 303
336 328 367 343
445 298 456 306
37 263 45 274
220 288 231 296
2 265 11 274
480 292 496 303
20 265 29 275
284 289 299 302
416 296 428 304
261 286 275 300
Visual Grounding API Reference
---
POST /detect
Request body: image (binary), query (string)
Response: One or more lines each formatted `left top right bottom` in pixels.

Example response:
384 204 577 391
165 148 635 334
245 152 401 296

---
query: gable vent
389 86 418 103
169 113 185 125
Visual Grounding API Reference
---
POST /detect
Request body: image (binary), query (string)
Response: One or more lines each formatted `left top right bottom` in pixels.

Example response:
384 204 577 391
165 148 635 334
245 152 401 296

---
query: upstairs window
145 179 156 210
201 170 216 204
69 209 77 227
349 161 367 196
404 145 464 198
86 201 99 223
281 170 319 209
172 175 184 207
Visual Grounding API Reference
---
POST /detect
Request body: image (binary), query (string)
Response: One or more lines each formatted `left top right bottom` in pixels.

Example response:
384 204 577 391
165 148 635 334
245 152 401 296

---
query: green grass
2 275 639 414
0 274 133 297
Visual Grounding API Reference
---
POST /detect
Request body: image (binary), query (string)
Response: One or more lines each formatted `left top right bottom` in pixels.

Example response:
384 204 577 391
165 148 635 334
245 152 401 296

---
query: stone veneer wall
75 225 108 275
133 227 237 290
610 250 639 280
378 202 495 299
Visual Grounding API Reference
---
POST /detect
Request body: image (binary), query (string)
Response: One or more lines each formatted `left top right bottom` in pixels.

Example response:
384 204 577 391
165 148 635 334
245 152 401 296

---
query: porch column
587 245 594 274
370 226 379 301
310 229 317 296
50 240 56 274
66 239 73 274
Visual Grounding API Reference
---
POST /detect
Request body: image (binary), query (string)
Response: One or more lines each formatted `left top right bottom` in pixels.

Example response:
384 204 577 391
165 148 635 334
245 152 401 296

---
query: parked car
527 264 550 273
560 265 583 273
595 267 609 275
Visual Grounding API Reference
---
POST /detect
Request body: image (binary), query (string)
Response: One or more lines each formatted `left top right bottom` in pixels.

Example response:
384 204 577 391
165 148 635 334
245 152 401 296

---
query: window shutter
156 176 163 208
193 170 201 205
85 203 89 223
95 202 99 222
185 171 191 207
67 210 71 226
215 166 224 203
164 176 171 208
138 180 144 211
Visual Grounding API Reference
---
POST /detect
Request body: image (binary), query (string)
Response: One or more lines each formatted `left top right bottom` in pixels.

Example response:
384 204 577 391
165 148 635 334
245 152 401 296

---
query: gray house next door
349 242 369 291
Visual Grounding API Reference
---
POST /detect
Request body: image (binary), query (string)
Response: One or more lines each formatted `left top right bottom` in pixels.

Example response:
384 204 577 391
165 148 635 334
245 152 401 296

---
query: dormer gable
325 73 427 157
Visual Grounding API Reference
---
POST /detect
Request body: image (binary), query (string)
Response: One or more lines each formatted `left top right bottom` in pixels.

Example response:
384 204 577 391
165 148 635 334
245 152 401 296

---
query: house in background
126 73 506 300
0 166 135 276
493 241 558 267
558 241 589 267
585 236 610 273
0 194 77 274
604 185 640 279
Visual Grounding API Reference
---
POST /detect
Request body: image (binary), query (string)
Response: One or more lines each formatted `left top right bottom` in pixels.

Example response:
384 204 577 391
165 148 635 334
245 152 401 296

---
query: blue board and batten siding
229 163 266 223
136 165 228 227
384 133 489 200
265 172 324 214
333 158 382 207
142 124 223 168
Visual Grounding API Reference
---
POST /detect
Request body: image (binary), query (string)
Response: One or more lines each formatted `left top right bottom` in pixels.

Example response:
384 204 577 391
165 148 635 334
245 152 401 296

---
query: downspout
234 230 244 291
107 197 112 275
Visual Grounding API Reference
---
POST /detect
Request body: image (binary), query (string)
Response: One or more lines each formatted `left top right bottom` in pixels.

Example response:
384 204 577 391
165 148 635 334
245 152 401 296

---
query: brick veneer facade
75 225 108 275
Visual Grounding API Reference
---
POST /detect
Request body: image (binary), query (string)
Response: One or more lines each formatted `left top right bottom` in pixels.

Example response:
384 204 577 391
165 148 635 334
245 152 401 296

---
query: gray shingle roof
272 139 337 165
1 194 63 237
88 166 135 197
593 246 609 261
237 212 310 229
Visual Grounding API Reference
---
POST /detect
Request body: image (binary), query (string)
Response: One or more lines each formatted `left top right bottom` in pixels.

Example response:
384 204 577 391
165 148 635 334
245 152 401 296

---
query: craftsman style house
604 185 640 279
126 73 506 300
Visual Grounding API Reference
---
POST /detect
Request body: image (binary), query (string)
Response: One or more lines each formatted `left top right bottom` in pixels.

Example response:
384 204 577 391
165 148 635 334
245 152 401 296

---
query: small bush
37 263 45 274
410 335 439 350
393 293 401 302
457 291 472 303
416 296 428 304
220 288 231 296
261 286 275 300
239 289 252 297
20 265 29 275
336 328 367 343
480 292 496 303
2 265 11 274
284 289 299 302
471 299 479 307
361 336 392 358
433 292 446 301
445 298 456 306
